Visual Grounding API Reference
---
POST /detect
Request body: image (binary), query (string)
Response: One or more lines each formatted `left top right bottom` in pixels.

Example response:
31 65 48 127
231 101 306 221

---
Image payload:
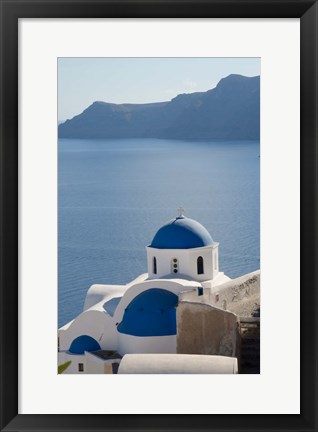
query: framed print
0 0 317 431
57 56 261 377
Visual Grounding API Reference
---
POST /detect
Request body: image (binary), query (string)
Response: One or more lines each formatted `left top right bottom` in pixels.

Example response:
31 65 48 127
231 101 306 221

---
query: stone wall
176 301 240 358
209 270 260 315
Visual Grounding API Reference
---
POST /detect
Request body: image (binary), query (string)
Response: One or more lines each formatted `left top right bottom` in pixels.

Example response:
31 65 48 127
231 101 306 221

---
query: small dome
150 216 213 249
69 335 101 354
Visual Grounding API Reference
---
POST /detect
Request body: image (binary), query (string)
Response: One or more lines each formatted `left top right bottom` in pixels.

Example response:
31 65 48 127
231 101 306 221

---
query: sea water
58 138 260 327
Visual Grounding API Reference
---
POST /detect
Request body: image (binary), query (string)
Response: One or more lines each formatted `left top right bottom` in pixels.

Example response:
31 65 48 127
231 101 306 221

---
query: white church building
58 209 232 373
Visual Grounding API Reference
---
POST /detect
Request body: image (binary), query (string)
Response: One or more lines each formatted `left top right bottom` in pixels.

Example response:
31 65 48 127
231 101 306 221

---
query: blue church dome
150 216 214 249
69 335 101 354
117 288 178 337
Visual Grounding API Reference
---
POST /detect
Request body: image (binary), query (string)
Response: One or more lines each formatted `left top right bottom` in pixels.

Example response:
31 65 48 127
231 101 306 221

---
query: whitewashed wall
118 333 176 356
59 308 118 352
146 244 219 281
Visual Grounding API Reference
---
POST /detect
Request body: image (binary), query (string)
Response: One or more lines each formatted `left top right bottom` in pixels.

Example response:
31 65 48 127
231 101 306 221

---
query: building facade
58 210 231 373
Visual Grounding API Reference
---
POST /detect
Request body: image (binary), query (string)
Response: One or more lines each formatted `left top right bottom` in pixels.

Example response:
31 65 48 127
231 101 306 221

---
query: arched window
197 256 204 274
153 257 157 274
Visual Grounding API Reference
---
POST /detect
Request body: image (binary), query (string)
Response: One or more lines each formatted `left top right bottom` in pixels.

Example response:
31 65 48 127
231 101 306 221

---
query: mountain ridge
59 74 260 141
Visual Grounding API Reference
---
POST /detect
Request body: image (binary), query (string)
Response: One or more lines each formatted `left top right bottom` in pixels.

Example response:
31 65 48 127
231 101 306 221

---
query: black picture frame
0 1 317 431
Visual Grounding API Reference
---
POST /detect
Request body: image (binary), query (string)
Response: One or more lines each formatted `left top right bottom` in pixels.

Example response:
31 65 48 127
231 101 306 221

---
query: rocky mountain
59 74 260 141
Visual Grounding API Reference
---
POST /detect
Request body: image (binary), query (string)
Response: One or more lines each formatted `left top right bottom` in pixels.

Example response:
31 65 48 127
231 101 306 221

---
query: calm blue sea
58 138 260 327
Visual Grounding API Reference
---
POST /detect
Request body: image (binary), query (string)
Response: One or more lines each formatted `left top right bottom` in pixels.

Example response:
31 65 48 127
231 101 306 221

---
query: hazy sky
58 57 260 121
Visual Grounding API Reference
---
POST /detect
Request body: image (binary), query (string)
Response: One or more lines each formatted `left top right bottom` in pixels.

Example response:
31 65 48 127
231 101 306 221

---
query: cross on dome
177 207 185 218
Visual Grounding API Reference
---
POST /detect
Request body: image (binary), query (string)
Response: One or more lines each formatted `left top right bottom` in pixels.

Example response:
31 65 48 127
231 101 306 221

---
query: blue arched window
197 256 204 274
153 257 157 274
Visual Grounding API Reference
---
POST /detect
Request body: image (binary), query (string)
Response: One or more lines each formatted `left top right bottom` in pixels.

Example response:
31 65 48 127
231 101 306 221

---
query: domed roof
150 215 214 249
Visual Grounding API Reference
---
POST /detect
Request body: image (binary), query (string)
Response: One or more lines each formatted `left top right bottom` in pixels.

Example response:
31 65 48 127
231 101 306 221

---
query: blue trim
69 335 101 354
117 288 178 337
150 217 213 249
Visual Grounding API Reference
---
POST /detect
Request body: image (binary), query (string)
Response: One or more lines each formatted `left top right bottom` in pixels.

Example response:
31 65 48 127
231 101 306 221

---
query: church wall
85 353 120 374
58 351 121 374
85 358 105 374
188 247 213 281
83 283 127 311
212 243 219 279
146 247 190 278
58 351 87 374
146 245 218 281
59 308 118 352
118 333 176 356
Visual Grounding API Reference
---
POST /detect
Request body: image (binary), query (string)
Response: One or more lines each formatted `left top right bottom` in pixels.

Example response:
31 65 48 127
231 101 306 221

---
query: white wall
118 354 238 374
212 243 219 278
82 275 148 312
58 351 86 374
83 283 127 311
146 247 190 278
118 333 176 356
188 243 219 281
58 351 121 374
85 354 105 374
59 308 118 352
146 244 218 281
85 353 121 374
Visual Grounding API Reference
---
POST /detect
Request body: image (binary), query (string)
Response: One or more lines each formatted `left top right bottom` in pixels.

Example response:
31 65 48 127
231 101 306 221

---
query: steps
239 317 260 374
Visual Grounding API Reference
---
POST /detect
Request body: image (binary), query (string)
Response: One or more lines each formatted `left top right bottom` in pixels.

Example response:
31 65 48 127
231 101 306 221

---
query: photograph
57 57 260 374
